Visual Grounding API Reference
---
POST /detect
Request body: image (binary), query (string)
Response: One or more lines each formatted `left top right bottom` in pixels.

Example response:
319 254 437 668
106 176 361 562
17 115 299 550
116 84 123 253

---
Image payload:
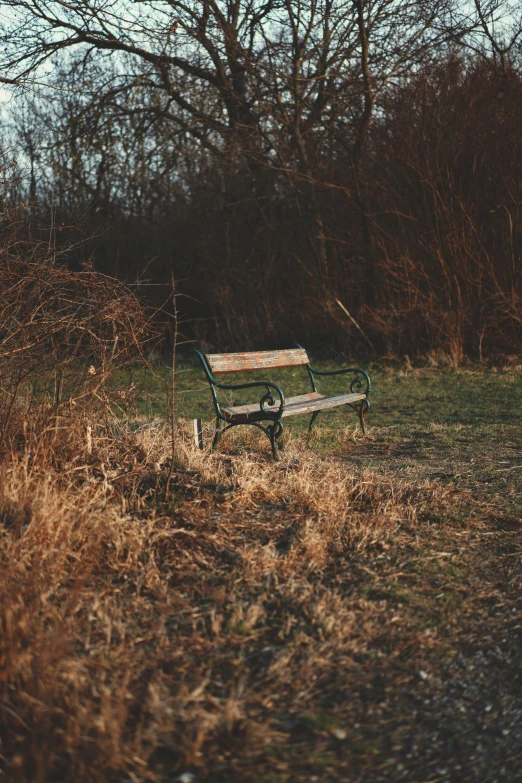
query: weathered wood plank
280 392 366 417
206 348 309 374
193 418 204 449
222 391 366 421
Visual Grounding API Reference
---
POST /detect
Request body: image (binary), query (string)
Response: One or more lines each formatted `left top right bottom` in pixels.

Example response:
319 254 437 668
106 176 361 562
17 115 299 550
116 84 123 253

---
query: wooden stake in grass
193 418 204 450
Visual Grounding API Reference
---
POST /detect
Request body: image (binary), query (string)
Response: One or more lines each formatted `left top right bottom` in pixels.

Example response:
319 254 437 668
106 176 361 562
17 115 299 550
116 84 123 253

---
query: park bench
194 346 371 458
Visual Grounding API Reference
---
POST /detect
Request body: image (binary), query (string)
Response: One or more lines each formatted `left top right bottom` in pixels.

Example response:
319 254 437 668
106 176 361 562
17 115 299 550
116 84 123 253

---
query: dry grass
1 341 522 782
0 414 460 783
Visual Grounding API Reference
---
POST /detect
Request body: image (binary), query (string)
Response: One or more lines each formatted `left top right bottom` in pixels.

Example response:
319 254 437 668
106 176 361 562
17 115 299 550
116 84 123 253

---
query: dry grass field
1 361 522 783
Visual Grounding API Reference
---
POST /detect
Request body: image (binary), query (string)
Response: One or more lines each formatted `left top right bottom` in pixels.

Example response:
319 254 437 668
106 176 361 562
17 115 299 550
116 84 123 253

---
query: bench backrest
205 348 310 374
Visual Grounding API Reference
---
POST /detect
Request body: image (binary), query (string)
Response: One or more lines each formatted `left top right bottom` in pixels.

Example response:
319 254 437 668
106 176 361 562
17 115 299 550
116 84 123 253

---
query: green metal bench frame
194 345 371 458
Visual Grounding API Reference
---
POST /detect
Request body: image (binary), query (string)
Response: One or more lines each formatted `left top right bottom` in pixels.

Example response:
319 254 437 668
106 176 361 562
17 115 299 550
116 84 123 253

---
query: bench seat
222 391 366 422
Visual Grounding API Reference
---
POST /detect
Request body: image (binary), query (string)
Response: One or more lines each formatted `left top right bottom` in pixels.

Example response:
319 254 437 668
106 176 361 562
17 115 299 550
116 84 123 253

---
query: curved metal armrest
308 364 371 396
214 378 285 416
213 381 285 419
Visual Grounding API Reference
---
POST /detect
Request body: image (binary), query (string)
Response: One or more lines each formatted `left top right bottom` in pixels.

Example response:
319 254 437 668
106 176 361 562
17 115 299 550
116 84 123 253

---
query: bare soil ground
1 363 521 783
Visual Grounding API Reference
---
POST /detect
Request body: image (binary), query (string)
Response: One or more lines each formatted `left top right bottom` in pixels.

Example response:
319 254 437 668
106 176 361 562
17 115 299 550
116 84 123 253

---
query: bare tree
465 0 522 73
0 0 463 280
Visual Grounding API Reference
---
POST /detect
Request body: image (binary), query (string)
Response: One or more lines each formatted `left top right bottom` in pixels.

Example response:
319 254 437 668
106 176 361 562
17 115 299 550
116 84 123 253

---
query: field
1 360 522 783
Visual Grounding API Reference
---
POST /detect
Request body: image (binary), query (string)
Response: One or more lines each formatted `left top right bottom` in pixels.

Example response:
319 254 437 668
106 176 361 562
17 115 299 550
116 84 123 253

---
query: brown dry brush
0 417 453 782
0 235 154 461
0 230 455 780
363 59 522 360
8 57 519 359
0 230 162 780
0 213 468 782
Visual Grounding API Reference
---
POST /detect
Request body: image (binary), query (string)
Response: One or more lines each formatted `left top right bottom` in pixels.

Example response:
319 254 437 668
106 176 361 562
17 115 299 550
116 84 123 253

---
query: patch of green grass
226 621 254 636
363 585 411 604
292 711 340 733
154 359 522 518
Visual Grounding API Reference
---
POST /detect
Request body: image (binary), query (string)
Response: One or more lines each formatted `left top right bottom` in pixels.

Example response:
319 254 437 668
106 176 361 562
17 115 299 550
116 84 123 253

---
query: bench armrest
194 349 285 418
308 364 371 396
291 343 370 396
214 378 285 415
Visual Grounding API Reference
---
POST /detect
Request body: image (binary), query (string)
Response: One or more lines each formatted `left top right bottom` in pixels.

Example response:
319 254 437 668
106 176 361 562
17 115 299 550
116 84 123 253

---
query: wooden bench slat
222 391 365 421
206 348 309 374
281 392 366 417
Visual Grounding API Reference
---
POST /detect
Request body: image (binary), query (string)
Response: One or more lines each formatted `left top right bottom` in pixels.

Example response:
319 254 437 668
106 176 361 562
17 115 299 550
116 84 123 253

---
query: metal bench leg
275 420 284 451
212 419 223 450
308 410 320 433
352 400 368 435
267 420 284 459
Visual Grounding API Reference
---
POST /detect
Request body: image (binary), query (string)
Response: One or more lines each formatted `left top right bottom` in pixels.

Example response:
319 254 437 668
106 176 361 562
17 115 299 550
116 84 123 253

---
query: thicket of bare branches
1 0 522 357
0 208 154 457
